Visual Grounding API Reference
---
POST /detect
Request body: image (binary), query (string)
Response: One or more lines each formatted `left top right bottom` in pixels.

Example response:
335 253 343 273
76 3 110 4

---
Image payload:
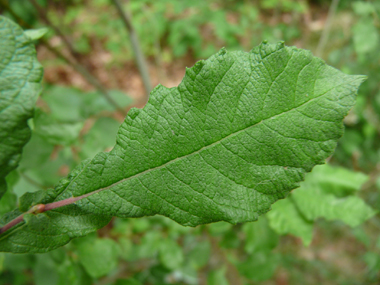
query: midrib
61 79 343 204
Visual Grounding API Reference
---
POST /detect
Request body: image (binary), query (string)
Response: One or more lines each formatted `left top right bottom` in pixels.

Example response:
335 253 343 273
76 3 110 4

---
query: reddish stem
0 215 25 234
0 191 98 235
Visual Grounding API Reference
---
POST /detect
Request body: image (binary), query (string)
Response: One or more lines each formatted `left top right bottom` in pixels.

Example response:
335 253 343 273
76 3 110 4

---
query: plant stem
111 0 152 101
0 215 24 234
0 190 101 234
316 0 340 57
43 41 128 115
29 0 80 61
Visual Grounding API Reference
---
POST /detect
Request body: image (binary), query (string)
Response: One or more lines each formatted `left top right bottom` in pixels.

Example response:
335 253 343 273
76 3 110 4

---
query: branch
27 0 127 116
111 0 152 101
29 0 80 61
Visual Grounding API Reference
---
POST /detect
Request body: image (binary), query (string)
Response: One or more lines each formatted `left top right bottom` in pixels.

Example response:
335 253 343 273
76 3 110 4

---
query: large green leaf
0 16 43 198
0 42 365 253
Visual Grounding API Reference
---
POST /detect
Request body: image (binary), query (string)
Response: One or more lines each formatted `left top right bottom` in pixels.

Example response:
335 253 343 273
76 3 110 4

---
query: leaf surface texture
0 42 365 252
0 16 43 198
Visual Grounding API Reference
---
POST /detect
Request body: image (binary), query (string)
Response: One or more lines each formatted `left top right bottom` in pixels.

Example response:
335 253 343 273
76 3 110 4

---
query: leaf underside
0 41 365 253
0 16 43 199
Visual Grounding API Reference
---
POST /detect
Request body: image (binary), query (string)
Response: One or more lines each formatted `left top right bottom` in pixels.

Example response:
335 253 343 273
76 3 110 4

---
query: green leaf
242 216 279 254
352 1 375 16
18 134 54 171
207 222 232 236
0 42 365 253
158 239 184 270
363 252 380 279
207 267 229 285
291 165 376 227
74 235 120 279
187 241 211 269
267 197 314 246
81 89 134 117
114 279 142 285
23 28 49 41
33 254 59 285
297 164 368 197
0 189 17 217
125 231 162 261
42 86 134 122
220 229 240 249
236 251 279 282
43 86 86 123
0 16 43 198
352 18 379 55
33 109 84 146
0 160 111 253
80 117 120 159
267 164 375 244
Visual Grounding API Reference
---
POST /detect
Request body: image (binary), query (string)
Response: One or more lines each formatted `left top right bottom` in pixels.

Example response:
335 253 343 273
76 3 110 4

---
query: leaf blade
0 42 365 252
0 16 43 198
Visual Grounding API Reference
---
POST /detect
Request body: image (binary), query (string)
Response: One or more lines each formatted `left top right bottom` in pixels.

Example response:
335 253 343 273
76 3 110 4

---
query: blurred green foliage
1 0 380 284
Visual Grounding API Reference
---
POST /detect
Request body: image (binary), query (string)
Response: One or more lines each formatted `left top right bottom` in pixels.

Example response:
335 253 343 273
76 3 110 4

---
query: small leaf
42 86 133 121
24 28 49 41
207 267 229 285
352 2 375 16
33 109 84 146
80 117 120 159
299 164 369 197
125 231 162 261
18 134 54 171
43 86 86 123
81 89 134 117
207 222 233 236
243 216 279 254
0 42 365 253
352 18 379 55
0 189 17 217
267 165 375 244
33 254 59 285
292 165 375 227
158 239 184 270
187 241 211 269
114 279 143 285
236 251 279 282
0 16 43 198
267 197 314 246
75 236 120 279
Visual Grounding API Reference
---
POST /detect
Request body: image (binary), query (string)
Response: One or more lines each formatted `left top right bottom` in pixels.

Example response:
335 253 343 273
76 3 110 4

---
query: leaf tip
127 107 140 120
356 74 368 83
191 60 206 74
217 47 227 56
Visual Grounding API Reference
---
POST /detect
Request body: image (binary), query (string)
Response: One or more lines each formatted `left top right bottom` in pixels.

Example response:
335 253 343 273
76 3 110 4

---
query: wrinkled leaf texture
0 16 43 198
0 41 365 253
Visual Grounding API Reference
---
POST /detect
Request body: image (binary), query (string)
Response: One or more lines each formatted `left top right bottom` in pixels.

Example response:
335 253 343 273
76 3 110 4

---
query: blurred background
1 0 380 284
